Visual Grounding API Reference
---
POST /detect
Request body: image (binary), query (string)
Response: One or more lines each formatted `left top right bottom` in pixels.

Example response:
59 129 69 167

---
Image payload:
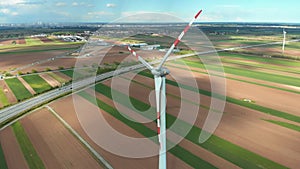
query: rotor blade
157 10 203 70
127 46 153 70
154 76 163 144
159 76 167 169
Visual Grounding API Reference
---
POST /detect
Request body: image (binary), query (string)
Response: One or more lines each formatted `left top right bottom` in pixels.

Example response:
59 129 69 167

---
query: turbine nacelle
151 67 170 77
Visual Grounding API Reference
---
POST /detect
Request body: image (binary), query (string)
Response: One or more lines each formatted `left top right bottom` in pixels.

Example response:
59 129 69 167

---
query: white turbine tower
282 29 287 54
127 10 202 169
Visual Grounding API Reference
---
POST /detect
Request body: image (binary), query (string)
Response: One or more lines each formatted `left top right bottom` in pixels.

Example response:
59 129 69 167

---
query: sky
0 0 300 23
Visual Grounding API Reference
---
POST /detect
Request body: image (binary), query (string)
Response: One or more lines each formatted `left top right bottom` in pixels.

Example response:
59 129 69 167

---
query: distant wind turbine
282 29 287 54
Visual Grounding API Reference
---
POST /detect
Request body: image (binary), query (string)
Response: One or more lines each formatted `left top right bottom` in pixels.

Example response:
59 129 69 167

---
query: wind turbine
282 29 287 54
127 10 203 169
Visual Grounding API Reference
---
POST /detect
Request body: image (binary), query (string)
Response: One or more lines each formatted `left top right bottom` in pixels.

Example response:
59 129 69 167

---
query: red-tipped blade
157 9 203 70
195 10 202 19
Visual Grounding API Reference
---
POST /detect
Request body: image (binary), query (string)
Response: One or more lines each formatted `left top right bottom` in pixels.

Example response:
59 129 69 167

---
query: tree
17 71 23 75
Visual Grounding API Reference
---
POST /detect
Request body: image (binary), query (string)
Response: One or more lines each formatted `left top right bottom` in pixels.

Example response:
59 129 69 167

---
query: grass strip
46 72 67 83
12 122 45 169
94 83 287 169
22 75 52 94
221 58 300 75
0 47 79 55
138 70 300 124
5 78 32 101
219 52 300 67
0 142 8 169
60 70 74 78
181 58 300 87
0 87 9 106
263 119 300 132
25 37 43 45
78 91 216 169
167 63 300 95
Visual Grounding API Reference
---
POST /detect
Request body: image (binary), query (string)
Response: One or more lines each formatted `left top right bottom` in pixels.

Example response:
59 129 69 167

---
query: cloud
0 9 18 16
88 11 114 16
106 3 116 8
55 2 66 7
17 0 47 5
218 5 241 8
0 9 11 14
0 0 25 6
54 11 71 17
200 14 223 22
72 2 78 6
120 11 180 22
11 12 19 16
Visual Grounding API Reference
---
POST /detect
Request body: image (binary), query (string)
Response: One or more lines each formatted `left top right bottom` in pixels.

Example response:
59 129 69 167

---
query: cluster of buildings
57 35 87 42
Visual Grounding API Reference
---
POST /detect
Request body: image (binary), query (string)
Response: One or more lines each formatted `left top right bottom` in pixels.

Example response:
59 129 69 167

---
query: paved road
0 39 299 124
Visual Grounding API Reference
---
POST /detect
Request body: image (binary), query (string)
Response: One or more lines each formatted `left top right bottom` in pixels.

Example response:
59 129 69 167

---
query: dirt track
18 77 36 95
39 74 60 87
0 127 30 169
20 108 103 169
54 72 72 81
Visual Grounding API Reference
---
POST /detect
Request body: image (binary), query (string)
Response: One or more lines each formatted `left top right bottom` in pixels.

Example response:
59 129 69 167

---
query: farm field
92 72 299 168
0 24 300 169
0 37 83 74
0 80 17 107
22 75 52 94
0 127 29 169
12 122 45 169
1 52 298 168
5 78 32 101
0 71 71 108
19 108 104 168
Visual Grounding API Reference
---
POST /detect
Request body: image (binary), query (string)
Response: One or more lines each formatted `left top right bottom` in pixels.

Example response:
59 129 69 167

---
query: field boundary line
46 105 114 169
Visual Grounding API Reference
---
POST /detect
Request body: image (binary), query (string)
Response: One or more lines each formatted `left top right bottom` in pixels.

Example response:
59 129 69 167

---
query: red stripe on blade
194 10 202 19
184 25 191 33
174 39 180 46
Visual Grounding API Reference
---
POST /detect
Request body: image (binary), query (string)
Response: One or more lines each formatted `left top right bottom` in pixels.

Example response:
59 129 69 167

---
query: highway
0 39 299 124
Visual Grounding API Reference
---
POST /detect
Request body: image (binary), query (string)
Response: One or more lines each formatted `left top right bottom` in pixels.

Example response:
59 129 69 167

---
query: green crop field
60 69 88 80
25 37 43 45
221 58 300 74
47 72 67 83
264 119 300 132
12 122 45 169
0 46 80 55
168 62 300 94
174 58 300 87
0 87 9 107
22 75 52 94
0 143 8 169
219 52 300 67
5 78 32 101
60 70 74 78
